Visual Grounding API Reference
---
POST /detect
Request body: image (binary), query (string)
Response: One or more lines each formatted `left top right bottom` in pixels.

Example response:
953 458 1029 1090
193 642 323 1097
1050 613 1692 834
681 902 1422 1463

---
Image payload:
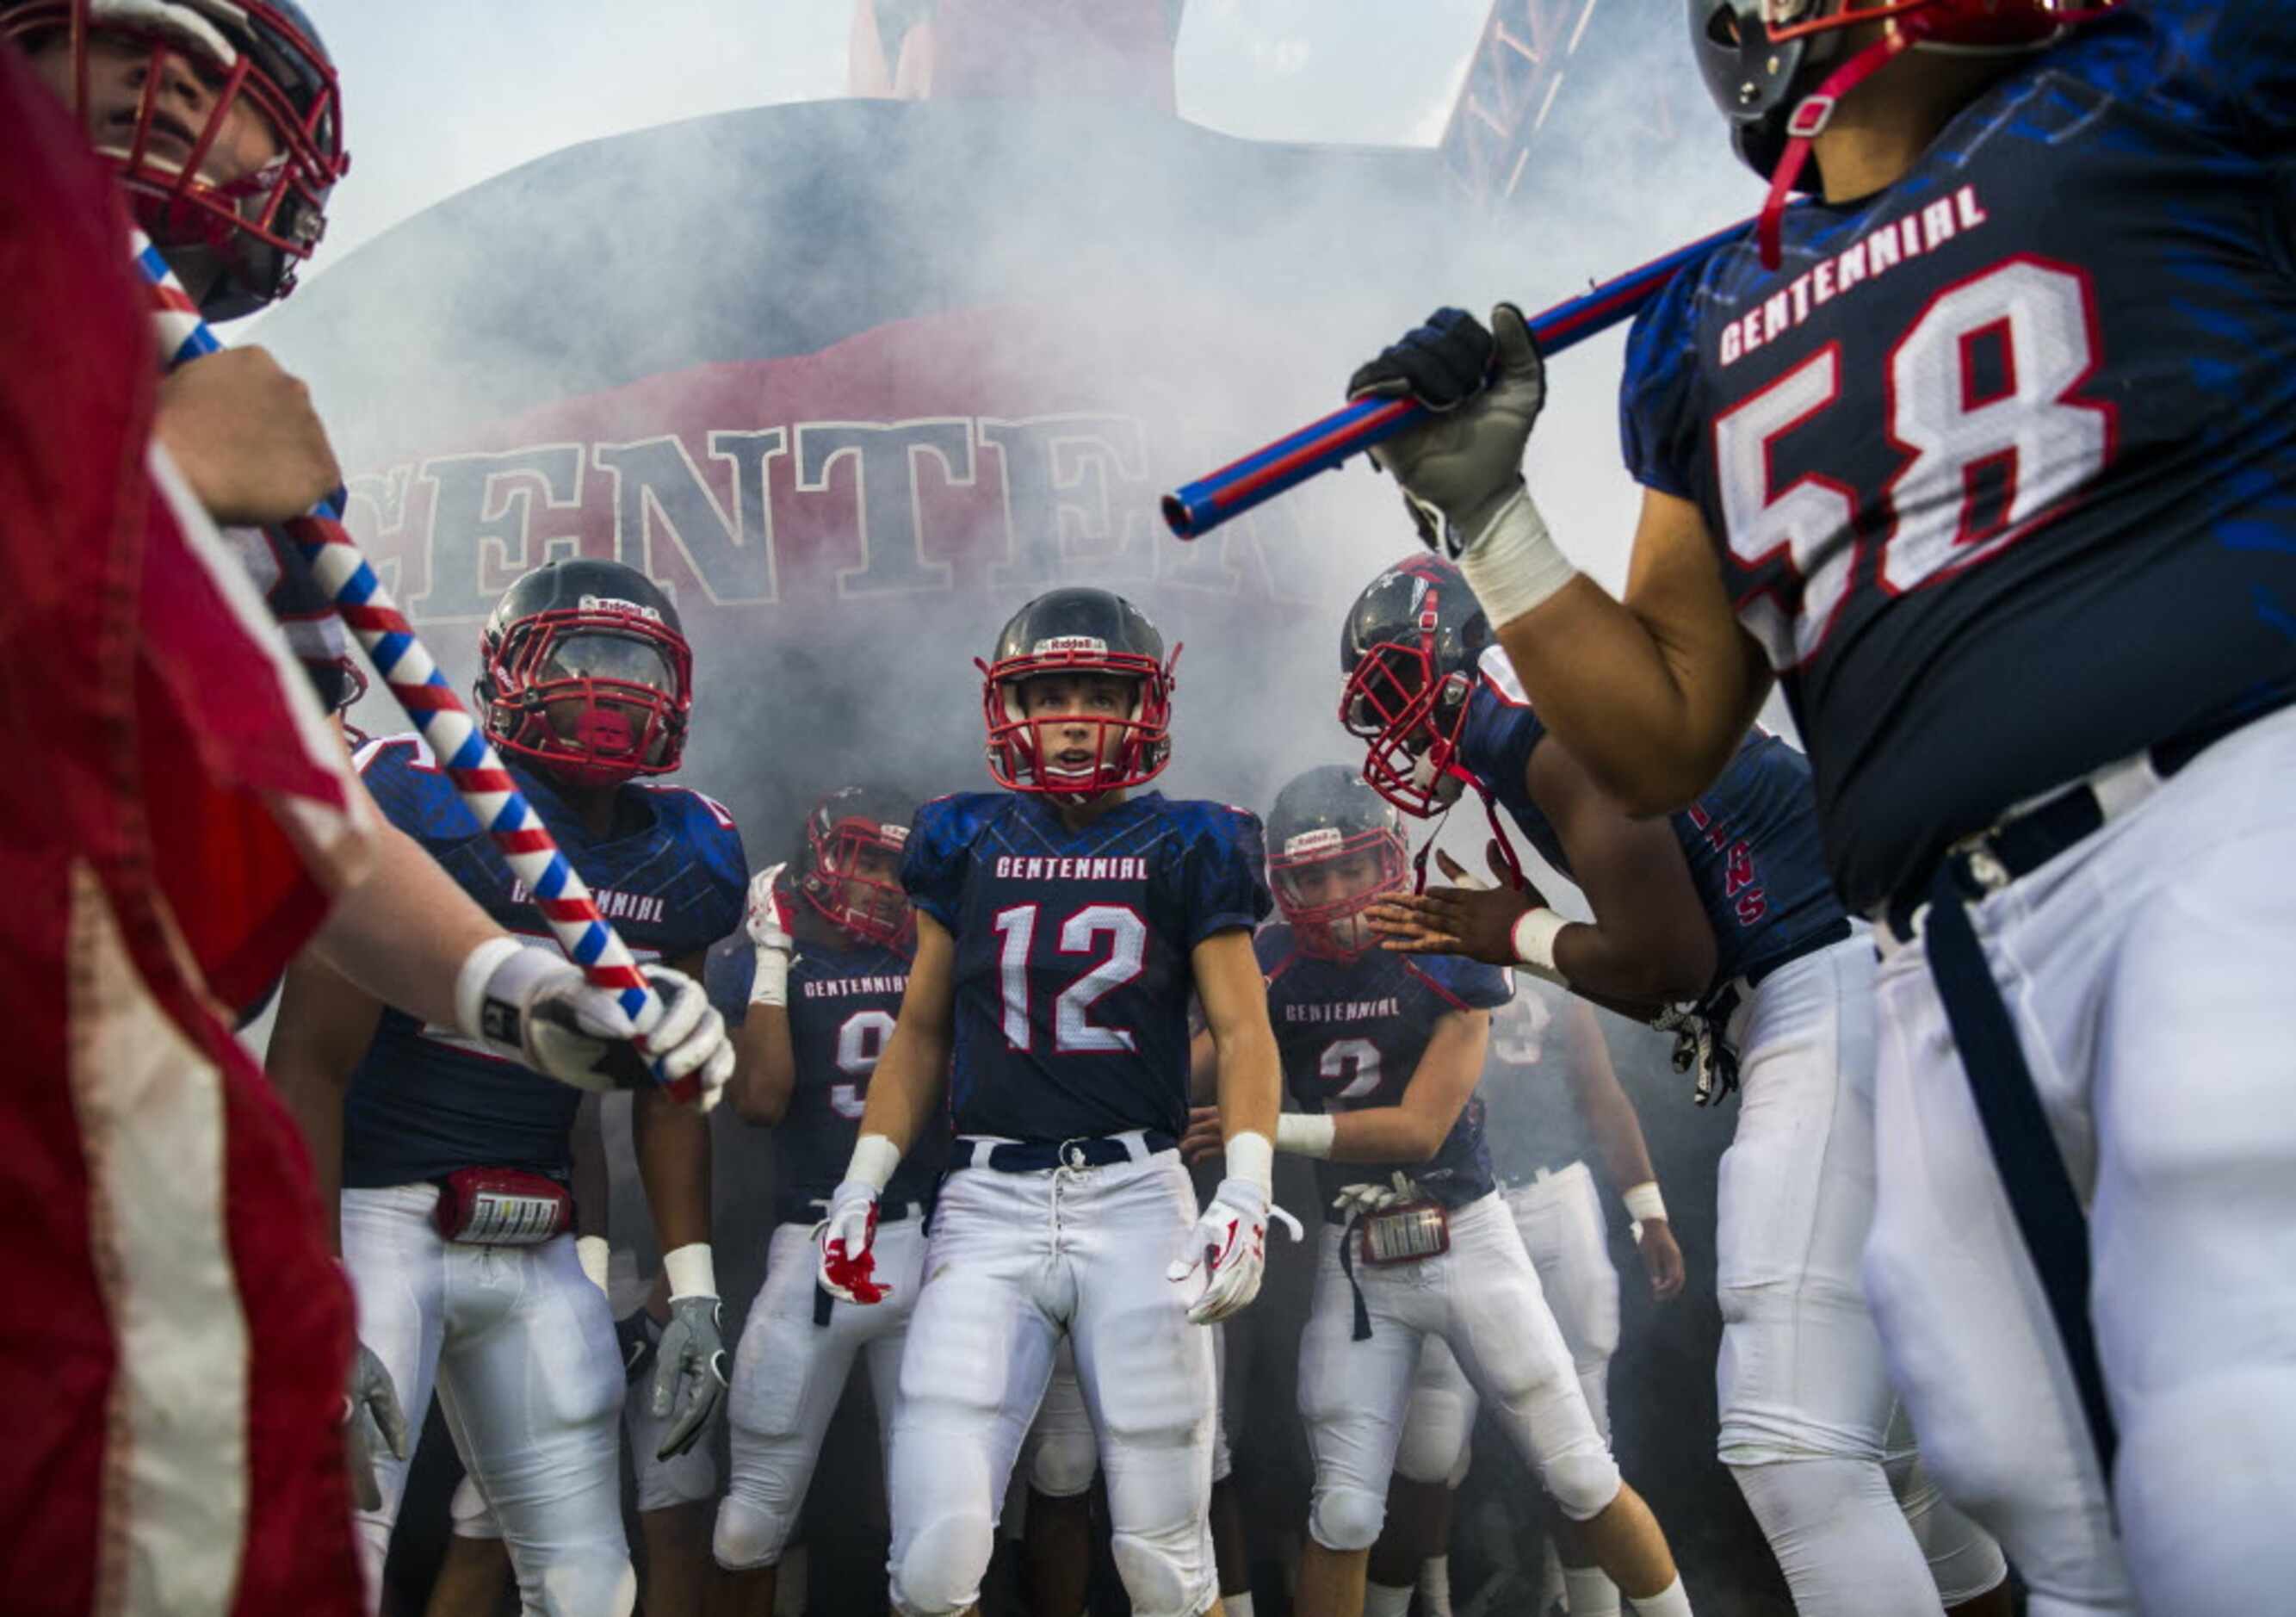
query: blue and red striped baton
1160 214 1755 540
135 233 691 1097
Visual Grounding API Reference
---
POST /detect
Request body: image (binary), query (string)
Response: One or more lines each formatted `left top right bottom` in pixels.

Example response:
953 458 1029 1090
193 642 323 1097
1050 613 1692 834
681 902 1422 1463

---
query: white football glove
814 1178 891 1304
1168 1176 1304 1325
1351 304 1547 557
745 862 793 1008
1329 1170 1422 1224
649 1295 728 1460
460 941 733 1109
342 1342 409 1514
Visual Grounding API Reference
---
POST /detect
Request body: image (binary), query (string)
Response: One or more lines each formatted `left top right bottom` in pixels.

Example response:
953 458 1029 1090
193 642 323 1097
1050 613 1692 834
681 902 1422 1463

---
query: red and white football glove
746 862 794 1010
815 1133 902 1304
1168 1133 1302 1324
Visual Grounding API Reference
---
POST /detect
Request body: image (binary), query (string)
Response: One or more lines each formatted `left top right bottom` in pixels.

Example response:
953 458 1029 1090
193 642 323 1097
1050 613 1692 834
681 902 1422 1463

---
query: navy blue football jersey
903 790 1270 1143
1479 977 1594 1186
1259 923 1513 1221
342 734 747 1186
1621 3 2296 910
1453 648 1842 988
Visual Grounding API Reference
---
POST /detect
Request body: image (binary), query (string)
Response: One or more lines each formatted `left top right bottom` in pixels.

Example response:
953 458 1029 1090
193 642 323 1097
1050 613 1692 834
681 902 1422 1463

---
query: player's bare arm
1555 997 1683 1302
633 950 715 1257
570 1094 614 1294
1319 1007 1488 1167
305 818 508 1032
266 951 387 1255
818 912 956 1304
1371 738 1716 1005
1191 928 1281 1147
728 996 796 1126
634 950 728 1459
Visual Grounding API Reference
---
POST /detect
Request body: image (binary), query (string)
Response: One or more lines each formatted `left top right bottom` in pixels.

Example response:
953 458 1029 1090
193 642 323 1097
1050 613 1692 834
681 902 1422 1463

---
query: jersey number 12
991 904 1147 1054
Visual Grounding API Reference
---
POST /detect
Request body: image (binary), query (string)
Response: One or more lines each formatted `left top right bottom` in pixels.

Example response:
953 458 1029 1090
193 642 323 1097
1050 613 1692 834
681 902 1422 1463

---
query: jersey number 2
991 904 1146 1054
1716 256 2113 670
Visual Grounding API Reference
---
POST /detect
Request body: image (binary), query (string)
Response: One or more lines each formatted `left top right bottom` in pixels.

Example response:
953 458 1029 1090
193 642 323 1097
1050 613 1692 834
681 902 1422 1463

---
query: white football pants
1717 935 2005 1614
713 1213 928 1571
887 1136 1216 1617
342 1185 630 1617
1298 1193 1618 1553
1865 705 2296 1617
1393 1162 1621 1488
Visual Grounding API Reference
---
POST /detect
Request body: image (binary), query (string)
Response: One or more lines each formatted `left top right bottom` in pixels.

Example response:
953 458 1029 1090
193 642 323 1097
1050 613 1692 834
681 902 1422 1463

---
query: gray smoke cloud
257 1 1808 1605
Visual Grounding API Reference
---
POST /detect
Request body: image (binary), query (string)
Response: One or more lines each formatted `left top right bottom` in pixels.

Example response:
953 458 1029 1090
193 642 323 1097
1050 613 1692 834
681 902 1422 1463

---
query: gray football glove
648 1295 728 1460
1349 303 1547 557
343 1342 409 1514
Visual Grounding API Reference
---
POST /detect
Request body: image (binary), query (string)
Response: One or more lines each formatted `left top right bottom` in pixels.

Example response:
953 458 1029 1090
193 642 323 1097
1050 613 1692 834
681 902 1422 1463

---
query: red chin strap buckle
1758 15 1935 270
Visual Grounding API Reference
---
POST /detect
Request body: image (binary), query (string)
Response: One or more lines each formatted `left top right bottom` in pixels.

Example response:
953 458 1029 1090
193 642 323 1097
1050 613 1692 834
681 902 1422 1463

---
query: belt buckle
1359 1201 1450 1266
1056 1137 1093 1171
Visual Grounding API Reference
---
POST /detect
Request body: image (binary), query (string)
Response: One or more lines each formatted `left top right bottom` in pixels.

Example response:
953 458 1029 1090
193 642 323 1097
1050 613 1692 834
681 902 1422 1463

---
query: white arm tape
1457 486 1579 629
453 935 527 1043
749 945 790 1008
662 1242 717 1300
1623 1181 1668 1226
1510 908 1571 986
1275 1112 1337 1159
575 1236 611 1295
1223 1130 1275 1199
845 1132 902 1193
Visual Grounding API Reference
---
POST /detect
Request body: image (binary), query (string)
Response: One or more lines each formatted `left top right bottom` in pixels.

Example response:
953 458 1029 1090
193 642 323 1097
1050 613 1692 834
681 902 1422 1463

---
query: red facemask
1272 827 1411 961
801 816 913 948
978 646 1177 796
481 609 693 789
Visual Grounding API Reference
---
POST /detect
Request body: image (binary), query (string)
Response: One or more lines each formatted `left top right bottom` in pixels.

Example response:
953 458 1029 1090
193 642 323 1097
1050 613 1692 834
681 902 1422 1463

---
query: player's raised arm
728 863 801 1125
818 912 956 1304
1347 307 1769 814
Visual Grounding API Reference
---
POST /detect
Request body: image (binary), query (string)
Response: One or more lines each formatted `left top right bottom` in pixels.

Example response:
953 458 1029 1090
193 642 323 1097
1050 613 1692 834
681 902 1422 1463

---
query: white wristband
1223 1130 1275 1199
1622 1181 1668 1226
575 1236 611 1295
662 1242 717 1300
1275 1112 1337 1160
1510 908 1570 986
1457 486 1579 629
844 1131 902 1193
453 935 526 1043
749 945 789 1008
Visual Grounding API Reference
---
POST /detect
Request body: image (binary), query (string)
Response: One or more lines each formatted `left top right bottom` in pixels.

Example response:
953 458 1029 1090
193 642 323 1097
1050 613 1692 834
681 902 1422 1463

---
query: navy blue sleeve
703 935 754 1025
1411 954 1515 1013
1180 808 1272 951
2130 1 2296 143
1457 679 1545 803
900 795 973 933
1618 255 1708 500
353 734 474 842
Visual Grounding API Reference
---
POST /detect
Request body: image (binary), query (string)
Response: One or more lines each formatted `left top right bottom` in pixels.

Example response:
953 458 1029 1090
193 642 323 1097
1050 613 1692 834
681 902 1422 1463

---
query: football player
708 784 949 1614
1349 557 2006 1615
1338 2 2296 1609
1373 983 1682 1617
7 0 729 1205
1203 763 1690 1617
814 585 1285 1617
266 559 744 1617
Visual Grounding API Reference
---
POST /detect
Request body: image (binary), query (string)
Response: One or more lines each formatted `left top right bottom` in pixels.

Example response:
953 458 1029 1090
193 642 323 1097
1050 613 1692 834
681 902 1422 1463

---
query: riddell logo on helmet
881 823 910 845
1284 827 1345 858
1031 635 1107 656
579 593 662 620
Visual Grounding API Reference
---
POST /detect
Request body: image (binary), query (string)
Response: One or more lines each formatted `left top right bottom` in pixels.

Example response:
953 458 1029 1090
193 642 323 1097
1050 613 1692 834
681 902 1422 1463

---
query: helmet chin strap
1759 11 1937 270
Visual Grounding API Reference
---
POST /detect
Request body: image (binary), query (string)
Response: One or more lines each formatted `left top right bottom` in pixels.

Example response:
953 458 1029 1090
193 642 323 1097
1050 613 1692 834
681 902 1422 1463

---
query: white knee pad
1308 1483 1389 1553
1109 1527 1210 1617
449 1472 502 1541
1027 1424 1098 1499
1543 1444 1623 1523
712 1493 795 1574
891 1511 996 1617
1395 1379 1476 1487
533 1551 637 1617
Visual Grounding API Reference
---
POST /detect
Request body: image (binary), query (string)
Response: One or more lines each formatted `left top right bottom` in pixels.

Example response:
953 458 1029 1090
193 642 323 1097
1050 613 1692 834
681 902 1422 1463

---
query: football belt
434 1167 574 1245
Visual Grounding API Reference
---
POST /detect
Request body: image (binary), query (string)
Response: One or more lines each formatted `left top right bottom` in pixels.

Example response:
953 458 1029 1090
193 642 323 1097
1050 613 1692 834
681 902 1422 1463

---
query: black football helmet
476 559 693 789
795 785 915 948
1691 0 2074 185
1339 555 1495 819
979 586 1177 796
1267 765 1409 961
5 0 350 319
